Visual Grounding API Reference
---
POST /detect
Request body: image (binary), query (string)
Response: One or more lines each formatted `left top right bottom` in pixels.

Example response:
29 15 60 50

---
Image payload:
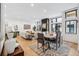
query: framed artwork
65 9 77 18
24 24 31 30
65 20 77 34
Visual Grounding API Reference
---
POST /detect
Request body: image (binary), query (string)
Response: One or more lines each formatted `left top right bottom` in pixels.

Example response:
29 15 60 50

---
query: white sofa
20 31 26 38
20 31 33 40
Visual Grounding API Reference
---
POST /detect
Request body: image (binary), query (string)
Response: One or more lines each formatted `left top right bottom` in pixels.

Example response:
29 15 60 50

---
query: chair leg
42 43 45 53
37 42 39 49
59 42 60 47
43 45 45 52
59 40 61 47
56 43 58 50
47 38 50 49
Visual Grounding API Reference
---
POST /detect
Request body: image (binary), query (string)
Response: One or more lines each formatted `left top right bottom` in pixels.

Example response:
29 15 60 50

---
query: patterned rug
29 42 74 56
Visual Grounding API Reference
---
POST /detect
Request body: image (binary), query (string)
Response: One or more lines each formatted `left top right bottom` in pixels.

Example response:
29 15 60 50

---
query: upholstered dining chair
7 32 14 39
49 31 61 50
5 38 16 54
37 33 49 52
5 32 19 55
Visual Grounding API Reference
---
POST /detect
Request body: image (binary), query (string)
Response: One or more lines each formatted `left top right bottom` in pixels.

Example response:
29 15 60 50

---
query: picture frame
24 24 31 30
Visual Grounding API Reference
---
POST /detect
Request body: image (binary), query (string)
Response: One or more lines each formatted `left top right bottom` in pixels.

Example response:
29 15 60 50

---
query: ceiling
4 3 78 24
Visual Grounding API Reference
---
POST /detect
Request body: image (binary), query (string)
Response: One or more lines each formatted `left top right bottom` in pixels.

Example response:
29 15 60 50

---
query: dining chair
5 32 19 55
37 33 49 52
7 32 14 39
5 38 16 54
50 31 61 50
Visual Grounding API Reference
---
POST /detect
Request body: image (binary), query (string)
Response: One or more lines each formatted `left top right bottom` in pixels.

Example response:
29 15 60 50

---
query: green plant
33 25 36 31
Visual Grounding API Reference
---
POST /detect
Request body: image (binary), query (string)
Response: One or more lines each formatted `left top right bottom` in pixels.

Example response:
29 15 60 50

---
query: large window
36 21 41 31
51 17 62 32
51 24 55 32
65 20 77 34
57 17 62 23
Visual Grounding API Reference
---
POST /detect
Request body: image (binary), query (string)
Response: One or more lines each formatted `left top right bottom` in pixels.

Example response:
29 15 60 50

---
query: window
65 9 77 18
57 17 62 23
53 18 56 23
36 21 41 31
51 17 62 32
51 24 55 32
65 20 77 34
51 18 56 32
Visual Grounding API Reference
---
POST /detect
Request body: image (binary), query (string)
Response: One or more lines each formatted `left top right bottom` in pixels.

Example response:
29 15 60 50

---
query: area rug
29 42 74 56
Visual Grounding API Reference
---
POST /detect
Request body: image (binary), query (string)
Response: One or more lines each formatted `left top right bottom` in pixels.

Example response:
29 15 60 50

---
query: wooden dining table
44 33 56 40
44 33 57 49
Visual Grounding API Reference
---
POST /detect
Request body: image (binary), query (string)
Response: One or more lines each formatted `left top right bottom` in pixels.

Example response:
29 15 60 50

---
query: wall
77 4 79 50
0 3 6 55
5 19 33 32
0 3 1 55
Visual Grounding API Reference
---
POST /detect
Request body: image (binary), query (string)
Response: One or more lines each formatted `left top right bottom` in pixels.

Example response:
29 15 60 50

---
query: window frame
51 17 62 32
65 9 77 19
65 20 77 34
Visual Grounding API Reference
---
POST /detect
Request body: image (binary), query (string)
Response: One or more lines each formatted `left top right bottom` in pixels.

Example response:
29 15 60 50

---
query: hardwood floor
16 36 38 56
16 36 79 56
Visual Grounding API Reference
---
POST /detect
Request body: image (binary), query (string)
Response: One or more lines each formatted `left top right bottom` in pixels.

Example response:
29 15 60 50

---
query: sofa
20 31 33 40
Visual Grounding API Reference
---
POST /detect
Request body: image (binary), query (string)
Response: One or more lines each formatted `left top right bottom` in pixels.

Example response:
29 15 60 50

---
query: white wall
0 3 2 55
5 19 33 32
0 4 5 55
4 19 36 33
77 4 79 50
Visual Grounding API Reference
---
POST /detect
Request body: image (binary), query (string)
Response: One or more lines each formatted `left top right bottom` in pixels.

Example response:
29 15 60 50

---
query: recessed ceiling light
30 3 34 7
44 9 47 13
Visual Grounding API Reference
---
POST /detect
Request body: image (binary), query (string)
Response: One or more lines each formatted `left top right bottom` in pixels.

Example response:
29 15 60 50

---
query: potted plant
33 25 36 31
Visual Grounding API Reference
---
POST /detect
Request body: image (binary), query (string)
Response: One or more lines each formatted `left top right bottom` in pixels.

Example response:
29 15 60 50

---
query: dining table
44 33 56 40
44 33 57 50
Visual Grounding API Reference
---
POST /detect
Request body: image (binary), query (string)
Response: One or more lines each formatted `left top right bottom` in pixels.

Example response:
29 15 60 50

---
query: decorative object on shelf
65 20 77 34
65 9 77 19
